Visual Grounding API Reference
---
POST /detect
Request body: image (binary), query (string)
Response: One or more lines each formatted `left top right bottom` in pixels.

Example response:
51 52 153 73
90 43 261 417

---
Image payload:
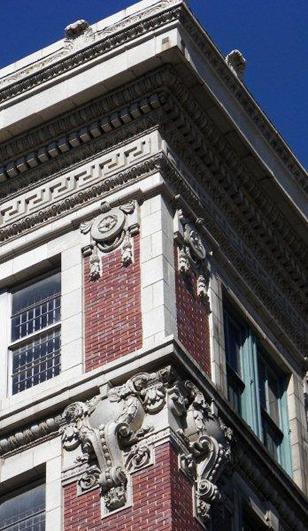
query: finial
225 49 246 80
65 19 89 39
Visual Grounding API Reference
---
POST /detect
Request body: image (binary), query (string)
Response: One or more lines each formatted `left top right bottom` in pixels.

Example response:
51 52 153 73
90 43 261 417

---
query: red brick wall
84 235 142 372
175 246 211 375
63 443 202 531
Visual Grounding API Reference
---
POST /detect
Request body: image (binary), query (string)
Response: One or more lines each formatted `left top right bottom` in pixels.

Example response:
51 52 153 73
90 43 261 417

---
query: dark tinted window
0 482 45 530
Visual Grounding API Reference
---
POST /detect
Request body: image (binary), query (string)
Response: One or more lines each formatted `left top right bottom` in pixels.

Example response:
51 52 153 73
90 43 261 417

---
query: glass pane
11 272 61 341
224 312 243 375
258 357 266 410
0 483 45 531
11 330 61 394
12 272 60 314
267 371 280 425
262 415 282 460
227 367 243 415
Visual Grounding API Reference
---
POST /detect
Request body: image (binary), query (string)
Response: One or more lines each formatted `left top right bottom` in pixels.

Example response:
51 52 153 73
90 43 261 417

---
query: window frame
223 299 292 474
223 308 246 414
0 478 46 531
7 269 62 396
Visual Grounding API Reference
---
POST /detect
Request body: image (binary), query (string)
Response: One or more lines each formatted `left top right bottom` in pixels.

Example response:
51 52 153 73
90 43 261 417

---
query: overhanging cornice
0 65 306 329
0 0 306 199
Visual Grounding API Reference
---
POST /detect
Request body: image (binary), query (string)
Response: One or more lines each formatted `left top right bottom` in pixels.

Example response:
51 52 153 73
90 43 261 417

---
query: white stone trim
287 373 308 494
208 270 227 397
140 193 177 348
0 437 62 531
0 165 164 263
0 229 84 411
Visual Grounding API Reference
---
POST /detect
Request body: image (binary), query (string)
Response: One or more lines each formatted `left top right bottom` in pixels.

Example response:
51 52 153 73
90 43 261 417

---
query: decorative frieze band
0 0 304 195
0 135 152 227
0 150 305 353
0 415 62 456
0 94 162 184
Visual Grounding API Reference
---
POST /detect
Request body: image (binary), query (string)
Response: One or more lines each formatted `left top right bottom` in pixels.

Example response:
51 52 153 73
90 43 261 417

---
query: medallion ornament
81 200 139 280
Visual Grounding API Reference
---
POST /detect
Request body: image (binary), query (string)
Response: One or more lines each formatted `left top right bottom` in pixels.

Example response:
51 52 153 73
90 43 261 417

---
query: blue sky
1 0 307 168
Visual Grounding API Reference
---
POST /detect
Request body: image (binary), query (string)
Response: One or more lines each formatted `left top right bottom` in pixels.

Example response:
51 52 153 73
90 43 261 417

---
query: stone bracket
60 366 232 521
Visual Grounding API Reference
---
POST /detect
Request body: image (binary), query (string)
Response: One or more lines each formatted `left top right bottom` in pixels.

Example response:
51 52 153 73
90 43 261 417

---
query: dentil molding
0 0 304 195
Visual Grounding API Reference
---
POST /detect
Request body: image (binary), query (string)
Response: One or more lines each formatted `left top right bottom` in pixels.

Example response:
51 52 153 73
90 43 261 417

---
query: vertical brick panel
84 235 142 371
63 443 202 530
169 444 204 531
175 246 211 375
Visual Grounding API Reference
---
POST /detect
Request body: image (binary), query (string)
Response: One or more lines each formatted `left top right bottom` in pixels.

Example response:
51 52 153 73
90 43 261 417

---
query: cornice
158 156 307 355
177 8 308 195
0 66 306 327
0 65 171 180
0 0 181 107
161 89 307 316
0 0 305 198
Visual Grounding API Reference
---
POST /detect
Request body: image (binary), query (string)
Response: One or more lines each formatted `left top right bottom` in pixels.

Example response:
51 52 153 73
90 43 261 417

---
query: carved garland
81 200 139 280
60 366 232 522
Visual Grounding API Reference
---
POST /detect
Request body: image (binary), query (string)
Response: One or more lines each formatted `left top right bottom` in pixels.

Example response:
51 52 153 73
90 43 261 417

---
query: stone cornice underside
0 148 306 356
0 0 306 194
0 66 306 331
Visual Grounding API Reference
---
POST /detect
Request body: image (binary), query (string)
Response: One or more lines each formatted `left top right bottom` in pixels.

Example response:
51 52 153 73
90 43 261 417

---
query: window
223 302 291 473
241 503 266 531
9 271 61 394
223 311 246 414
0 481 45 530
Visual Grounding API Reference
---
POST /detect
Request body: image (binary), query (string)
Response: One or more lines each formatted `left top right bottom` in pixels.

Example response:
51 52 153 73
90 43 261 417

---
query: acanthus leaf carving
60 367 176 513
125 444 152 472
176 381 232 524
60 366 232 521
78 465 101 491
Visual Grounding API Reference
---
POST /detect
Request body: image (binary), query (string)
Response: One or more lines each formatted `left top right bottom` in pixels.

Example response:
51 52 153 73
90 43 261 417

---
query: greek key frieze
0 136 152 228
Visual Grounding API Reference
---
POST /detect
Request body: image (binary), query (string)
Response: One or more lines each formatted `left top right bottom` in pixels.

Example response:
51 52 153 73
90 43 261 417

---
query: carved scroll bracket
177 381 232 525
81 200 139 280
60 366 232 522
174 209 212 307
